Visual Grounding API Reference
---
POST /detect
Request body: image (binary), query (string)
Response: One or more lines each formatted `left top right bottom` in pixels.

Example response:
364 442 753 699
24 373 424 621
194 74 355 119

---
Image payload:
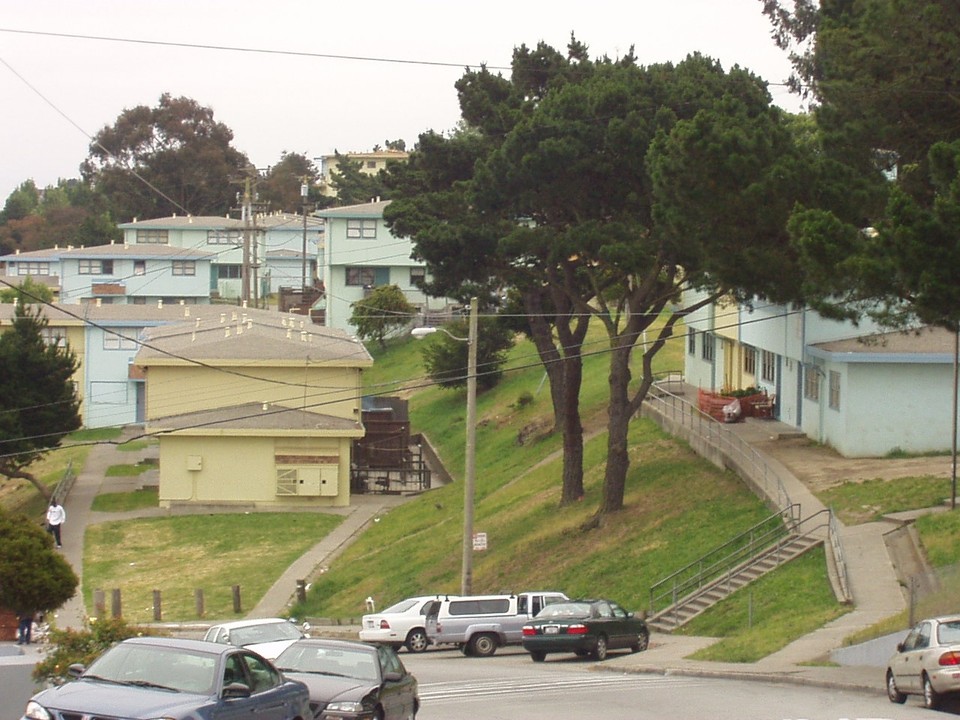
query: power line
0 28 501 71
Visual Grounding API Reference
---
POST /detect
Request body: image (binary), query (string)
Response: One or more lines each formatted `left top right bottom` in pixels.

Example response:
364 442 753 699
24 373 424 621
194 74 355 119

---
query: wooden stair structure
647 506 831 633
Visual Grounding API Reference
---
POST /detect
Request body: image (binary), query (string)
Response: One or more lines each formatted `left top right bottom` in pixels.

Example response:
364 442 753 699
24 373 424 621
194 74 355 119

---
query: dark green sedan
521 598 649 662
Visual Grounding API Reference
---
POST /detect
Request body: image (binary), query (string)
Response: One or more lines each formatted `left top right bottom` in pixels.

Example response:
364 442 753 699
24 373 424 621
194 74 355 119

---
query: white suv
359 595 448 653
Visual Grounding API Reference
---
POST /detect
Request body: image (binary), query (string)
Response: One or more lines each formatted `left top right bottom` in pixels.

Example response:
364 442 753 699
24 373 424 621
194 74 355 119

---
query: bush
33 616 160 684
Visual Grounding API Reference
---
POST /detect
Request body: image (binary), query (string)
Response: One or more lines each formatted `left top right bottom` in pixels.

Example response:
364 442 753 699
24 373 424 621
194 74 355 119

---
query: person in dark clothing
17 612 32 645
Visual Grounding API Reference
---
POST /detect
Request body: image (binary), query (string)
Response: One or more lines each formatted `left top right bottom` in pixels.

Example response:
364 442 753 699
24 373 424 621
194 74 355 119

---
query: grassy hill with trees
291 327 847 657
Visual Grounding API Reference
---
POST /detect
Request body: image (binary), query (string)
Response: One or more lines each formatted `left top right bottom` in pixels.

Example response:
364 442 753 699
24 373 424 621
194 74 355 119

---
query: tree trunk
0 467 53 502
559 352 585 504
599 342 633 516
521 289 587 505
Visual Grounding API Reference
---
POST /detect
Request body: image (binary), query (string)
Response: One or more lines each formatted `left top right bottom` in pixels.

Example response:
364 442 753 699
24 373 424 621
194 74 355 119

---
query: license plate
544 626 560 634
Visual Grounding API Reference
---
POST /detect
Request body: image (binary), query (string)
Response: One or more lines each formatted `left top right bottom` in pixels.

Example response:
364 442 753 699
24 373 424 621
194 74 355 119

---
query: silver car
886 615 960 709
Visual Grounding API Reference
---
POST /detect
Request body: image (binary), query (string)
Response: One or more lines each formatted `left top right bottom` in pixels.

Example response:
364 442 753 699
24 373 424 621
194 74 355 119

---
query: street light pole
411 298 479 595
462 296 478 595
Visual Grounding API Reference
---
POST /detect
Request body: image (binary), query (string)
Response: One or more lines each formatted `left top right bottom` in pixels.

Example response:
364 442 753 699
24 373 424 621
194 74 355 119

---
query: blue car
22 636 310 720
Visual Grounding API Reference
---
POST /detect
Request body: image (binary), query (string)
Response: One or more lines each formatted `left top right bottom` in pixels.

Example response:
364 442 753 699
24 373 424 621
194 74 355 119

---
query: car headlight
24 701 52 720
325 701 364 712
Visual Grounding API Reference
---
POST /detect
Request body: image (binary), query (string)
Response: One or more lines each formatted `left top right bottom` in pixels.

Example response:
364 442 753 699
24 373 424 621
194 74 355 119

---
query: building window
207 229 243 245
41 328 66 347
761 350 775 383
217 264 242 279
410 267 426 287
687 328 696 355
804 365 820 401
345 267 376 286
17 261 50 275
701 332 714 362
346 219 377 239
172 260 196 276
743 346 757 375
133 260 146 276
366 160 377 169
103 330 138 350
79 260 113 275
135 229 169 244
829 370 841 410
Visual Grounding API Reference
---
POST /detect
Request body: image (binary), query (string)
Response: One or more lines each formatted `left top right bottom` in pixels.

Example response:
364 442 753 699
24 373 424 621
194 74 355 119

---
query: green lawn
91 488 159 512
83 513 344 622
816 475 950 524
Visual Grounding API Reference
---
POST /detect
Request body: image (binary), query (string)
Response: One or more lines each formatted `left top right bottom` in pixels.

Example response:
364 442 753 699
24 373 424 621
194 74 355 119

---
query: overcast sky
0 0 804 203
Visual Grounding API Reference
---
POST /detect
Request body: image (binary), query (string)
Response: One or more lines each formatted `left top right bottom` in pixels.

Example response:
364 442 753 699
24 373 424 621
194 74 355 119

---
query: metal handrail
650 508 833 620
648 505 799 615
642 380 792 511
642 374 850 615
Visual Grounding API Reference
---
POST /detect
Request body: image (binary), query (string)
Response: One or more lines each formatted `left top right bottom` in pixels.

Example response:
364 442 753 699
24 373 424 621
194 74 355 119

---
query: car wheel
886 670 906 704
405 628 429 653
631 630 649 653
923 673 941 709
530 651 546 662
592 634 608 661
469 633 498 657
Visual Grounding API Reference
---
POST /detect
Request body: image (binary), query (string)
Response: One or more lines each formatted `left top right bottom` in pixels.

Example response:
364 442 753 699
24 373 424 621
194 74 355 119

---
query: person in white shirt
46 499 66 548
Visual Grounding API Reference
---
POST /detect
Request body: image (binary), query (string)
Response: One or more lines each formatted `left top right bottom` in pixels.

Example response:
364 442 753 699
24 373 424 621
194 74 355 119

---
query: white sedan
887 614 960 709
359 596 446 653
204 617 307 660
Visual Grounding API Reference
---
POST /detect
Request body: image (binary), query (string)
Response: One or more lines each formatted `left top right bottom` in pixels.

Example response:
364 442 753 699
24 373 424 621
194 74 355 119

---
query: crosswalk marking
420 672 707 703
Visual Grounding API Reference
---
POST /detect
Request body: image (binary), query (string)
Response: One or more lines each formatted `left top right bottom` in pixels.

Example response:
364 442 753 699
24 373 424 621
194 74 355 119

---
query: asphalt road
8 643 960 720
403 646 960 720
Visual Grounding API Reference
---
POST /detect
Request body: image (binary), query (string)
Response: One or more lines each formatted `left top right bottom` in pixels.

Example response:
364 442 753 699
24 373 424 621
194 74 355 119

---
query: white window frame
136 229 169 244
829 370 841 410
172 260 196 276
78 260 113 275
103 330 139 350
761 350 776 383
346 219 377 239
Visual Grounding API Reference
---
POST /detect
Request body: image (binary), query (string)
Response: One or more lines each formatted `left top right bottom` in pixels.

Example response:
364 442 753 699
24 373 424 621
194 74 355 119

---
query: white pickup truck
424 591 567 656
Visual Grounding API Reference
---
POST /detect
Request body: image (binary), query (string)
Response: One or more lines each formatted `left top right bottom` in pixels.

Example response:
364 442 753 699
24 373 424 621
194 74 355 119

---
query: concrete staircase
648 531 823 632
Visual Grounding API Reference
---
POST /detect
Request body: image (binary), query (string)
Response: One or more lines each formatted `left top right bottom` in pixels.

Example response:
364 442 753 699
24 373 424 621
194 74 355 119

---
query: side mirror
67 663 85 679
897 642 905 653
222 682 252 699
383 671 402 683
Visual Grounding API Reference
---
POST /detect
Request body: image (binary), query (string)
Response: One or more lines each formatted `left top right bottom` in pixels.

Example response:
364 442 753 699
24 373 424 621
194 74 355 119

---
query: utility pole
241 177 252 304
462 296 478 595
301 179 309 290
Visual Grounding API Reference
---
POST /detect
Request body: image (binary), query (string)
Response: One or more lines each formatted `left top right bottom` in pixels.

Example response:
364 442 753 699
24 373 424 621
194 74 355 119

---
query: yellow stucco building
135 312 371 508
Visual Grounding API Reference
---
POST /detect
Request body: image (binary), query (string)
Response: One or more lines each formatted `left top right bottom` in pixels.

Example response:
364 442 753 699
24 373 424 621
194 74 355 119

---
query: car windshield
939 620 960 645
535 602 593 619
380 599 419 615
276 645 379 683
85 644 217 695
229 622 302 646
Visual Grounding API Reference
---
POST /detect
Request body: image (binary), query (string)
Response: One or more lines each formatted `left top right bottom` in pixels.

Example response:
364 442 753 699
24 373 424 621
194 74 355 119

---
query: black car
21 636 310 720
521 598 649 662
274 638 419 720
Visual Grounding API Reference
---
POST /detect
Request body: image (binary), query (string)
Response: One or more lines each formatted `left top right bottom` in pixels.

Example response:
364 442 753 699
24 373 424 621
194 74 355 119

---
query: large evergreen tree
0 303 82 499
387 42 816 523
81 93 252 221
762 0 960 330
